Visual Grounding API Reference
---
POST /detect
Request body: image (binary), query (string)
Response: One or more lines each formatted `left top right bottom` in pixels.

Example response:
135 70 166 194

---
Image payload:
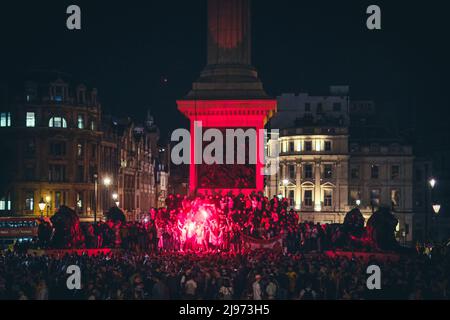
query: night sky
1 0 450 146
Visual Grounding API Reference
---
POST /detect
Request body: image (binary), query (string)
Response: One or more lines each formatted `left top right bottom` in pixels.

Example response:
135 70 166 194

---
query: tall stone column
207 0 251 66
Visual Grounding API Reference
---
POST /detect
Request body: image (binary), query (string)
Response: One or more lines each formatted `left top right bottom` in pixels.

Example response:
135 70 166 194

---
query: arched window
49 117 67 128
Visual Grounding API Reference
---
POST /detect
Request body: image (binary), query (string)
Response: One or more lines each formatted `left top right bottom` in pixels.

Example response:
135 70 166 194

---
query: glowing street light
282 179 289 186
356 199 361 206
38 198 46 217
103 176 112 187
429 178 437 189
433 204 441 215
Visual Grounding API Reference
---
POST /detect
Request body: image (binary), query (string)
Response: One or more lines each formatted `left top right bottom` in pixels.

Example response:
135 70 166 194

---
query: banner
243 235 283 251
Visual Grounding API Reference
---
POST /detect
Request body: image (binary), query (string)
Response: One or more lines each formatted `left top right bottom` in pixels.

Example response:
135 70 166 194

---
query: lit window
77 143 83 157
49 117 67 128
25 191 34 211
77 115 84 129
0 112 11 127
26 112 35 127
90 121 96 131
391 189 401 208
0 194 11 211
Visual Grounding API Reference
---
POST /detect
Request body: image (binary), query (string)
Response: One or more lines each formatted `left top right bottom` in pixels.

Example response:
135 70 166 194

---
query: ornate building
0 72 164 220
266 88 414 243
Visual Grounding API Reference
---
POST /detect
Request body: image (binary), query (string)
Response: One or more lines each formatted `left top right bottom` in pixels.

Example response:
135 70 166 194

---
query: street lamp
356 199 361 207
45 195 51 217
112 193 119 207
433 204 441 215
38 198 46 218
103 177 112 187
282 179 289 186
429 178 437 189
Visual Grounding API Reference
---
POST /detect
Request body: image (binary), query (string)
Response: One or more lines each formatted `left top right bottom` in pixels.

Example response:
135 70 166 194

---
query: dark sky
1 0 450 144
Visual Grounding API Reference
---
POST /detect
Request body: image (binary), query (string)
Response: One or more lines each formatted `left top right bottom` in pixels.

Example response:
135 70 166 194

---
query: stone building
266 88 415 243
0 72 163 220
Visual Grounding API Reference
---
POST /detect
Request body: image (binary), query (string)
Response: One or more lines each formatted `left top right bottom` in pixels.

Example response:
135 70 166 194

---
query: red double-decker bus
0 217 39 248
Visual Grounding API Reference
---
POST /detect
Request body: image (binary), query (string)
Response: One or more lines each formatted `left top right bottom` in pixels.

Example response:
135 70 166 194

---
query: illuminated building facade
267 89 414 243
0 73 163 219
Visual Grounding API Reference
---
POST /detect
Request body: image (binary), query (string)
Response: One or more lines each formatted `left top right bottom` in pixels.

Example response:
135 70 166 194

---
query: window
55 191 63 209
317 103 323 113
370 189 381 207
324 141 332 152
25 139 36 157
324 164 333 179
91 144 97 160
371 165 379 179
304 141 312 152
304 190 313 207
289 141 295 152
49 165 66 182
49 141 66 157
76 165 84 183
49 117 67 128
77 115 85 129
391 189 401 208
25 191 34 211
0 112 11 127
288 190 295 206
391 165 400 180
77 143 83 158
350 190 361 204
90 120 96 131
288 165 296 180
351 166 360 179
0 194 11 211
26 112 35 127
25 165 35 180
333 102 341 112
76 193 83 210
304 164 313 179
305 103 311 112
324 190 332 207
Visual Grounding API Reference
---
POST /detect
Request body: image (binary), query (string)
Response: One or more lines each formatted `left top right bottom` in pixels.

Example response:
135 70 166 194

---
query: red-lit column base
177 100 277 196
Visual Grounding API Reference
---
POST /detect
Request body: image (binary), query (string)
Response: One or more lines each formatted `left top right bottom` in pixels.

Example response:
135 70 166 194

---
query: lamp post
45 195 51 217
356 199 361 207
94 174 98 223
103 176 112 211
425 178 437 241
38 198 46 219
112 193 119 207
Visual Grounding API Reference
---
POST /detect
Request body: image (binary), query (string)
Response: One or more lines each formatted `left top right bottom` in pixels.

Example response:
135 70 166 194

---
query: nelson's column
177 0 277 195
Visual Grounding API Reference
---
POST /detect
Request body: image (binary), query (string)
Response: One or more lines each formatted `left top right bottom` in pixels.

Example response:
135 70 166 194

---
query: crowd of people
32 193 374 254
1 248 449 300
